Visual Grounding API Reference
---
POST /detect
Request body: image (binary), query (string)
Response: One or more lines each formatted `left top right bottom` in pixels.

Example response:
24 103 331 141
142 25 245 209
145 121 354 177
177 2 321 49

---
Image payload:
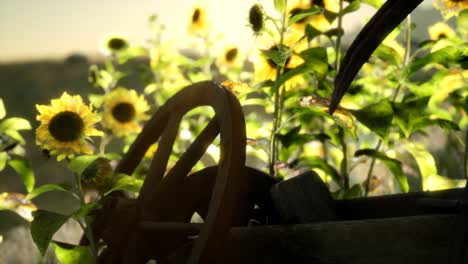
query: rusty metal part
329 0 424 114
91 81 278 263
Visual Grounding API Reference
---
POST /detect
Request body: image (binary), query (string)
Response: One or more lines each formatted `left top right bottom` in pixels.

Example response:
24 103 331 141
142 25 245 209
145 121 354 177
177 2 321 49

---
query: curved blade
328 0 424 114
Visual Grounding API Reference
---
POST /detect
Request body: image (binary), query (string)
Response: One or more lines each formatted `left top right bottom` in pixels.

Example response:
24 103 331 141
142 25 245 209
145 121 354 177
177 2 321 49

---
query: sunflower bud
249 4 264 35
81 157 114 194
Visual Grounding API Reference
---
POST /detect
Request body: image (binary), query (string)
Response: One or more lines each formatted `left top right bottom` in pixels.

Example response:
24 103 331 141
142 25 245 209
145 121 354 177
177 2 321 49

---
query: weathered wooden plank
222 215 461 264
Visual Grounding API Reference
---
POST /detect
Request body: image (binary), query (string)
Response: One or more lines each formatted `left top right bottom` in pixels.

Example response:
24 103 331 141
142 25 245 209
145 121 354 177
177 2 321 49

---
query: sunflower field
0 0 467 262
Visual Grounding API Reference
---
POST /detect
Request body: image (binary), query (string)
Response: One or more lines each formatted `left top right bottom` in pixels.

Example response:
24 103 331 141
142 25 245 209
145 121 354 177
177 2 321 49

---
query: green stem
75 174 97 262
338 127 349 189
364 15 412 196
335 0 344 73
99 135 111 155
335 0 348 189
269 4 288 176
364 140 382 196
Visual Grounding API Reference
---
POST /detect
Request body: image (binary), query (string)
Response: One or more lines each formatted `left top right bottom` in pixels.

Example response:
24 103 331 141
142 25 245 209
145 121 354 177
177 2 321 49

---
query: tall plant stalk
269 3 288 176
364 15 412 196
335 0 350 189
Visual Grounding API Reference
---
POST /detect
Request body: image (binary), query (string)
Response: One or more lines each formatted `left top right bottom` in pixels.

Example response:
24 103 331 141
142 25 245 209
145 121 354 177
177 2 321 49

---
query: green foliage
361 0 383 8
458 9 468 35
350 100 394 139
0 152 7 172
104 173 144 195
53 242 94 264
31 210 70 256
288 7 322 26
407 45 468 75
25 184 70 200
403 142 439 191
273 0 286 12
341 1 361 15
355 149 409 192
9 158 35 192
261 47 291 67
0 98 5 120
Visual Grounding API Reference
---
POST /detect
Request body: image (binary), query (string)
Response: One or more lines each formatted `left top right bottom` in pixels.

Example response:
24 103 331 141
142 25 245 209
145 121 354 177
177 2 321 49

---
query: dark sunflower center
249 4 264 33
48 111 84 142
311 0 325 8
112 103 136 123
266 45 291 69
108 38 127 51
438 33 447 39
192 9 201 23
225 48 238 62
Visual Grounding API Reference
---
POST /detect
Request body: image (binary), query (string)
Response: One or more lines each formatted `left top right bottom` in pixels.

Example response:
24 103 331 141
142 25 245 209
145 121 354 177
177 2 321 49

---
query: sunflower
288 0 340 32
434 0 468 17
188 6 210 36
251 32 307 90
436 0 468 9
102 87 150 137
36 92 103 161
101 34 129 55
216 45 243 71
249 3 265 35
428 22 456 41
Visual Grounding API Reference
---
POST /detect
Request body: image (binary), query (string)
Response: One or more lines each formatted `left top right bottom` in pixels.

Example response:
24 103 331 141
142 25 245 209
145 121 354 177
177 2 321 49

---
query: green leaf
3 129 26 145
324 28 344 38
457 9 468 35
374 44 402 65
68 155 101 176
334 184 364 199
88 94 103 109
0 98 5 120
288 7 322 26
361 0 383 8
407 68 449 98
104 173 143 195
261 47 290 67
277 126 316 148
413 118 460 133
305 24 321 41
355 149 409 192
300 47 328 62
274 0 286 12
392 96 430 137
297 157 342 187
26 184 70 200
279 60 328 85
0 118 31 132
31 210 70 256
403 141 438 191
9 158 35 192
341 0 360 15
407 45 468 75
350 100 393 139
72 202 101 219
53 242 94 264
0 152 7 172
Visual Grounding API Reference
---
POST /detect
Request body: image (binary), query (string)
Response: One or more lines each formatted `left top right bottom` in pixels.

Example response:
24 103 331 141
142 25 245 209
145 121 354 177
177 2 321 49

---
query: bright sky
0 0 433 63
